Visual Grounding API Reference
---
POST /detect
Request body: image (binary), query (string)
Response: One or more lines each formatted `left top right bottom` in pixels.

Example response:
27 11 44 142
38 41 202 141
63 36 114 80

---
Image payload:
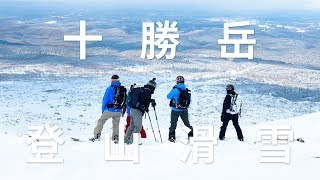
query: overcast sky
2 0 320 11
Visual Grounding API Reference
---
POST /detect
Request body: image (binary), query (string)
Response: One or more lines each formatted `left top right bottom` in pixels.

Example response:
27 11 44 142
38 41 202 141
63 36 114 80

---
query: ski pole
153 106 163 143
147 112 157 142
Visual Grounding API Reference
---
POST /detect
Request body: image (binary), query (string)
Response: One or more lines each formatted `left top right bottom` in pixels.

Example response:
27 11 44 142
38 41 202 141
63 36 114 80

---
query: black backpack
107 86 127 109
170 87 191 109
127 87 143 108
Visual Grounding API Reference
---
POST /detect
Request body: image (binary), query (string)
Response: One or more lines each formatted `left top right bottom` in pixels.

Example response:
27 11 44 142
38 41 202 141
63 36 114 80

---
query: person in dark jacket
219 84 244 141
124 83 147 138
125 78 157 144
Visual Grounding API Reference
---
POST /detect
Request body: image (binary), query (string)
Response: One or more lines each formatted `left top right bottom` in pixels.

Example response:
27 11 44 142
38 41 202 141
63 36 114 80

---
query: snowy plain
1 59 320 180
1 109 319 180
0 12 320 180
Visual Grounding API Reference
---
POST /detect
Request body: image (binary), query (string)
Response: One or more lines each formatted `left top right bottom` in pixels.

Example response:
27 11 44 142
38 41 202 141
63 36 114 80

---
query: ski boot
113 135 119 144
124 138 132 145
89 133 101 142
169 137 176 143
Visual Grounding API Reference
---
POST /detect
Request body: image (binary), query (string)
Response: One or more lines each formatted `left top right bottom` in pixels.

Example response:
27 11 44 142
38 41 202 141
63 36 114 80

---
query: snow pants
169 109 193 139
125 115 147 138
93 110 121 140
125 108 143 143
219 113 244 139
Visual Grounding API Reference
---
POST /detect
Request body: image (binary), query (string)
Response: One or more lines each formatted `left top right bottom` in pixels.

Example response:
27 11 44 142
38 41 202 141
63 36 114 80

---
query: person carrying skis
124 78 157 144
124 83 147 139
218 84 244 141
90 75 127 143
167 76 193 143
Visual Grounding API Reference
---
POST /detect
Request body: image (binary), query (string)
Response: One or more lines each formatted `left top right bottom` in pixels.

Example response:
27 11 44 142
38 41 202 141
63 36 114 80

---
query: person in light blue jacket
167 76 193 143
90 75 127 143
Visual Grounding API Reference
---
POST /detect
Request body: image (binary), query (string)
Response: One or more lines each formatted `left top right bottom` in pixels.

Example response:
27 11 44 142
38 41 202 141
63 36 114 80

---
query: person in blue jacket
167 76 193 142
90 75 127 142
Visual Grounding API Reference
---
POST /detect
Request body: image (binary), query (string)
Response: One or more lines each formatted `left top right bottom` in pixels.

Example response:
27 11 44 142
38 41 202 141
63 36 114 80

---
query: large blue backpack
127 87 143 108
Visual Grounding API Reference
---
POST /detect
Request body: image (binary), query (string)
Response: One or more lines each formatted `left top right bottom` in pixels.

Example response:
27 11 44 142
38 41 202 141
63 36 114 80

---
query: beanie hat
111 75 119 81
146 78 157 88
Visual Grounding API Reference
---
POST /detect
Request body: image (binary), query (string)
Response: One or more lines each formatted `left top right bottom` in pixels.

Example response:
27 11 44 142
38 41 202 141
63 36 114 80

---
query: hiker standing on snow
124 78 157 144
124 83 147 139
167 76 193 143
90 75 127 142
219 84 244 141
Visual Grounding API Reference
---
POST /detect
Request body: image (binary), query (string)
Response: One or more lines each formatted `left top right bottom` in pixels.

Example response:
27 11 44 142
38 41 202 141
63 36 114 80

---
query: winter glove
221 112 225 122
151 99 156 107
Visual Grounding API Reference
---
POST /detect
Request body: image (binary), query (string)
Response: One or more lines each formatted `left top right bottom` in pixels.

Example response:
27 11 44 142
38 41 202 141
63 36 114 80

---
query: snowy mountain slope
1 72 319 137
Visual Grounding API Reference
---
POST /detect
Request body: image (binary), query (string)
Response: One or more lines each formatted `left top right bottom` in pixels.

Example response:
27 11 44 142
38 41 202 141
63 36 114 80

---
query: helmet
226 84 234 91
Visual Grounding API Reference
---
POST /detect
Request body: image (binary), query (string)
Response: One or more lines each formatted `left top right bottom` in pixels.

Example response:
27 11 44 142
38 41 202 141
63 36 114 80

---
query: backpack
227 94 242 116
127 87 143 108
107 86 127 109
170 87 191 109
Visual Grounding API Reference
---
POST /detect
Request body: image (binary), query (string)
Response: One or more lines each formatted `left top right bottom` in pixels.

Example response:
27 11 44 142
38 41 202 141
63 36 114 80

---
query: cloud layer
3 0 320 10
